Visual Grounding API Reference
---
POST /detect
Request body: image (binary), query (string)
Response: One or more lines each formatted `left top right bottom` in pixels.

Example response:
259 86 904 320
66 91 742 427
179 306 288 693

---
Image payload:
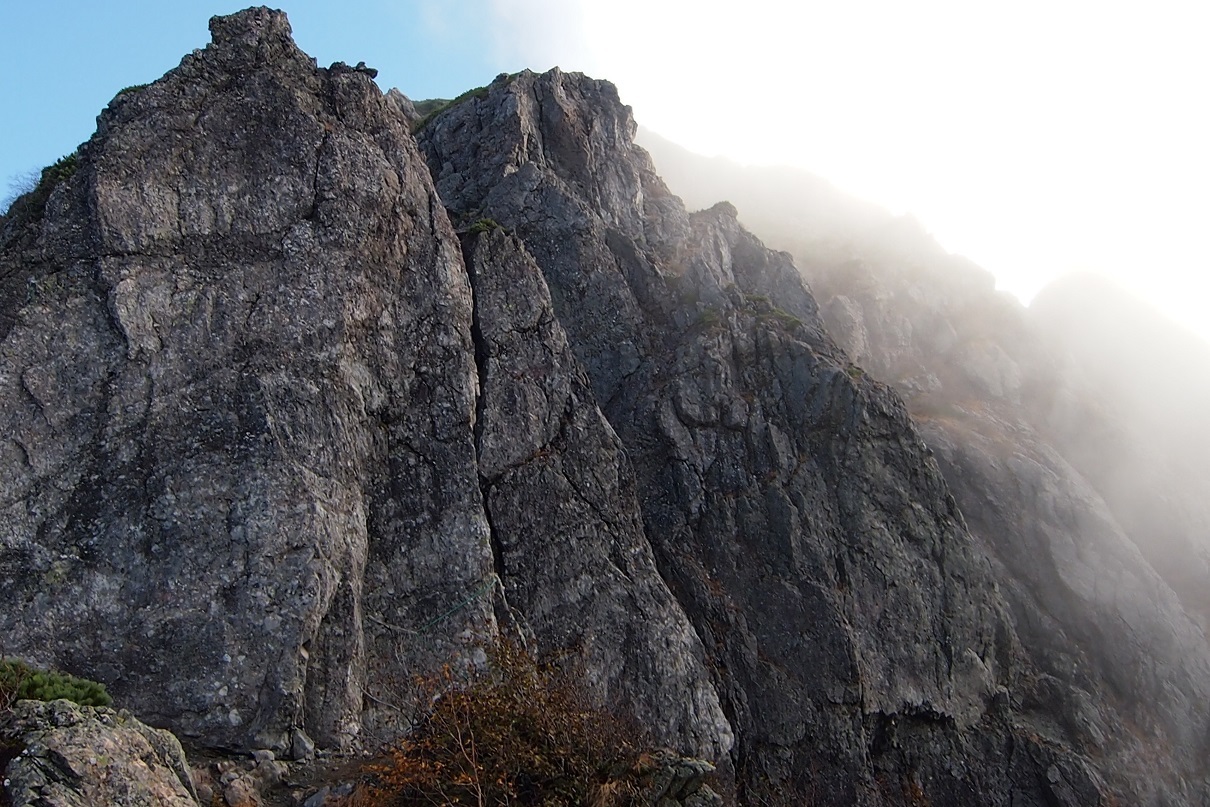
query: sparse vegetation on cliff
412 86 489 133
0 659 112 709
467 217 503 236
349 642 651 807
412 73 521 133
1 152 77 226
113 83 149 100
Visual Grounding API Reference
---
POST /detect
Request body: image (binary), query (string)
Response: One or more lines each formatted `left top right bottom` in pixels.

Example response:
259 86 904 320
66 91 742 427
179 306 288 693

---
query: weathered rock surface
0 6 492 753
464 227 731 758
419 67 1106 804
1 699 198 806
5 6 1206 806
641 137 1210 803
0 6 721 768
623 750 722 807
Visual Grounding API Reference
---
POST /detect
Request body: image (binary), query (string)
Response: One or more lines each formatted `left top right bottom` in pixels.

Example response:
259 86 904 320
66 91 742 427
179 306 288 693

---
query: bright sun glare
488 0 1210 342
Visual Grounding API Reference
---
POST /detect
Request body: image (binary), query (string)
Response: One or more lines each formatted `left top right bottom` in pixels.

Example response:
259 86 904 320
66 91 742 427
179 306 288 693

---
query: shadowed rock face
2 7 1199 806
463 227 731 759
639 134 1210 803
418 68 1106 805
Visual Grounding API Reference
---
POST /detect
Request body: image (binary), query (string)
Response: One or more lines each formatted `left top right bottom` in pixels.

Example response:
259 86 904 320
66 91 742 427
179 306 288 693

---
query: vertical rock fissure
461 231 507 588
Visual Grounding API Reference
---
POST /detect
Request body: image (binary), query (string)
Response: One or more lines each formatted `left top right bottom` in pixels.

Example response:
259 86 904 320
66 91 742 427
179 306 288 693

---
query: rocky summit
1 7 1207 806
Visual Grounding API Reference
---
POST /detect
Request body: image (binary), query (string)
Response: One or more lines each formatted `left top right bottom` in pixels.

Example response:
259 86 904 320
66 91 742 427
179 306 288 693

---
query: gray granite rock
0 7 492 752
4 7 1201 806
419 66 1089 804
463 226 732 758
1 699 199 807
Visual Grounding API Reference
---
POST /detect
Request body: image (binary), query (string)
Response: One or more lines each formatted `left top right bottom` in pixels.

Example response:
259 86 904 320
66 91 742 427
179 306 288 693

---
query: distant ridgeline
1 7 1208 806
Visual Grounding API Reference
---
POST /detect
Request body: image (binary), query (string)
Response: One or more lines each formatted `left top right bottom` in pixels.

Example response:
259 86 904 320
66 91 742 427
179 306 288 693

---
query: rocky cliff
1 7 1203 805
800 221 1210 807
642 135 1210 803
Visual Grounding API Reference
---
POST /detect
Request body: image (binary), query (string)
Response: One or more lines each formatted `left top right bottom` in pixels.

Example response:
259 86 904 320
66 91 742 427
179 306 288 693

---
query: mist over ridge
640 123 1210 800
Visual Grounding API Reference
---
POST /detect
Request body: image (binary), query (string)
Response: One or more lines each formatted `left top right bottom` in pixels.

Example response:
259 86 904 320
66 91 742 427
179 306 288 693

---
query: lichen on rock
1 699 199 807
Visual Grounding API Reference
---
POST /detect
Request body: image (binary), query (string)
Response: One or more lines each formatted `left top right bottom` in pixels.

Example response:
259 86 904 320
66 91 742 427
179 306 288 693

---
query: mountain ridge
1 8 1206 805
641 125 1210 804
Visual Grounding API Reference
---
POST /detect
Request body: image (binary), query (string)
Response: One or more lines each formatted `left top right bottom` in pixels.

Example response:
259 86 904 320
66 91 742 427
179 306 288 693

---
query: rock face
1 699 199 807
463 227 730 758
798 247 1210 807
0 6 718 764
641 138 1210 803
2 6 490 754
418 68 1106 804
2 6 1205 806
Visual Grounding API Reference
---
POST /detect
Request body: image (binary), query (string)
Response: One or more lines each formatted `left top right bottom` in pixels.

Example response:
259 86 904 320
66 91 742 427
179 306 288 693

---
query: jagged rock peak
1 4 484 753
421 67 658 239
0 5 729 769
206 6 300 66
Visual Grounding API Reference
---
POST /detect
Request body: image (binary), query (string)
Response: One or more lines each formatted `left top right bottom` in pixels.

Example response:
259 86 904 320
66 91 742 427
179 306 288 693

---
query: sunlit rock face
3 6 1203 806
0 7 491 753
1 699 200 807
642 137 1210 804
0 8 717 759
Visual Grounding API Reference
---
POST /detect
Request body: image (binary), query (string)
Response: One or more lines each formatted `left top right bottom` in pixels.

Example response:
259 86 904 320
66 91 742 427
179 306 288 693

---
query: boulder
1 699 198 807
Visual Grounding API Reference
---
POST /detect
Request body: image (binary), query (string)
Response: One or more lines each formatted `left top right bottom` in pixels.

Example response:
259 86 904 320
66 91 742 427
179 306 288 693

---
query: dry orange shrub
346 641 646 807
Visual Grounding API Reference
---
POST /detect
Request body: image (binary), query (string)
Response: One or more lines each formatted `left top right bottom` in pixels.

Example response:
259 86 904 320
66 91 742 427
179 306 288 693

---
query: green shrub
412 73 523 134
0 659 112 708
410 98 450 118
412 85 490 133
692 307 724 332
40 153 78 186
761 306 803 329
2 152 79 227
113 83 149 100
742 294 804 331
466 217 502 236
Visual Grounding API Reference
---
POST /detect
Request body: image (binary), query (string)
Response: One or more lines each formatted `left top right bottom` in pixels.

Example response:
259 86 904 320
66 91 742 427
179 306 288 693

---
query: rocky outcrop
418 67 1108 804
1 699 198 806
641 138 1210 803
1 7 493 754
464 227 730 758
4 6 1204 805
619 750 722 807
0 7 720 766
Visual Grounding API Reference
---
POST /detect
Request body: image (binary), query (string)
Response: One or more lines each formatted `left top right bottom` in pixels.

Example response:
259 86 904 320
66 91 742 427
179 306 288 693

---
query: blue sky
0 1 511 194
